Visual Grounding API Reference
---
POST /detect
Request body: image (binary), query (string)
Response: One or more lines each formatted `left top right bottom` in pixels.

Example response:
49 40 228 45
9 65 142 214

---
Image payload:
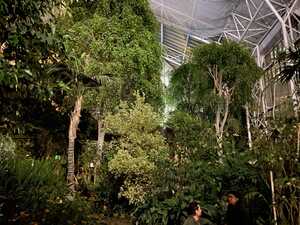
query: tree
105 93 168 204
170 41 262 148
59 0 163 190
0 0 64 100
63 0 163 108
0 0 72 158
169 63 215 120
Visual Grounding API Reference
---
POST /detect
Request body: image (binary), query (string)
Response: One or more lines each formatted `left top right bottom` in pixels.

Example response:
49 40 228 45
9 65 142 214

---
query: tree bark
215 89 230 150
67 95 83 192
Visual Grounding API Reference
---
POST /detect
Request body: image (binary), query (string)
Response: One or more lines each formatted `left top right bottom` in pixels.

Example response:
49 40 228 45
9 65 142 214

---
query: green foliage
95 0 157 31
0 0 63 92
0 158 101 225
253 118 300 225
170 41 262 121
169 63 215 120
0 0 72 157
192 41 262 105
277 46 300 82
105 93 168 204
61 0 163 108
166 111 217 162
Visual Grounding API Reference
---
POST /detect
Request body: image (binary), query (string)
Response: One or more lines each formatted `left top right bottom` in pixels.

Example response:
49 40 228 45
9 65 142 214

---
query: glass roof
150 0 300 67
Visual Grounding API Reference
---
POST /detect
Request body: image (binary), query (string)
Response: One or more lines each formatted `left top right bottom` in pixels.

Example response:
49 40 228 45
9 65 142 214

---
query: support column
264 0 298 117
256 46 267 116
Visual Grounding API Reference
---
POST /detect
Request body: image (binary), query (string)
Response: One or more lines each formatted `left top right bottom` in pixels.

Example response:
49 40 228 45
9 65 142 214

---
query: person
225 192 250 225
183 201 202 225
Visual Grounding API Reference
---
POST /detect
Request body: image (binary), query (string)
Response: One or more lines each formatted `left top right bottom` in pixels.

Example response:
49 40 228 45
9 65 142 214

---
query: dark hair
227 191 240 199
187 201 200 215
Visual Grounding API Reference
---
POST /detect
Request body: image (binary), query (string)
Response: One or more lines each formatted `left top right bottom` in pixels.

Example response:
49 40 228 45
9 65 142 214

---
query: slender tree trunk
215 73 223 149
97 119 105 160
215 93 230 150
297 123 300 159
270 171 278 225
215 104 221 147
259 78 267 117
220 93 230 136
67 95 83 192
94 119 105 183
245 104 252 149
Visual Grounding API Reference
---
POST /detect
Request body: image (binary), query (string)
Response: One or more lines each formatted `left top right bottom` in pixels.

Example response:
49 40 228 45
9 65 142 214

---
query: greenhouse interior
0 0 300 225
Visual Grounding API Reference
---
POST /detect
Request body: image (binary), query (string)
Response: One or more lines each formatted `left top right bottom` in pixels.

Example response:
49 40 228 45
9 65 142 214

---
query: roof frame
151 0 300 67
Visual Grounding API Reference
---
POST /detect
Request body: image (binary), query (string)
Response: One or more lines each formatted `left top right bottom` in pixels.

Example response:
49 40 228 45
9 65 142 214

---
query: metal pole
257 46 267 116
264 0 298 118
264 0 289 47
287 9 295 43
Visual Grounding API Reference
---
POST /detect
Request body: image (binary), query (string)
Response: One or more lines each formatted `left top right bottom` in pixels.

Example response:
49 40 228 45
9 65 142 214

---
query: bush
0 159 101 225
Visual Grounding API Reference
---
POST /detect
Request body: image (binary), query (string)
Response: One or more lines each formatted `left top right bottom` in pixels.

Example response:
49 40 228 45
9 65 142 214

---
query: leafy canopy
61 0 163 107
192 41 262 105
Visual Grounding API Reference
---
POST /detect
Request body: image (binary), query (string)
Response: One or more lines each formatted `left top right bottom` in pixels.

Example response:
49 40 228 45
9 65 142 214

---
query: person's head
187 201 202 218
227 192 239 205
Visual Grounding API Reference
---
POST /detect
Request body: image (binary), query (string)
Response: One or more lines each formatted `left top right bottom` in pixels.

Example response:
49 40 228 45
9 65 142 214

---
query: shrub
0 159 101 225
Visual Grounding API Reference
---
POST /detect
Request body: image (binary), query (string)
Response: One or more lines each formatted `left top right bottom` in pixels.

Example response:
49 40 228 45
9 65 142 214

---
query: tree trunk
67 95 83 192
94 119 105 183
215 93 230 150
215 104 221 147
270 171 278 225
97 119 105 161
245 104 252 149
297 123 300 158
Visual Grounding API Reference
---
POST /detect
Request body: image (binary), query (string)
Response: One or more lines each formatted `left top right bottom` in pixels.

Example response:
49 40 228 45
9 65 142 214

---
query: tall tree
59 0 163 190
193 41 262 147
170 41 262 148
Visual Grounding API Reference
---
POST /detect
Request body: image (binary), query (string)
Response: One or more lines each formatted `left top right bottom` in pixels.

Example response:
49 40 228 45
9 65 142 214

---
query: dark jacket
183 216 200 225
225 201 250 225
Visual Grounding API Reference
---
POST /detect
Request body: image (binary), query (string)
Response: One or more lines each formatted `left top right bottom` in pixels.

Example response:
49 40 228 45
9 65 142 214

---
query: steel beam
239 1 265 41
264 0 289 46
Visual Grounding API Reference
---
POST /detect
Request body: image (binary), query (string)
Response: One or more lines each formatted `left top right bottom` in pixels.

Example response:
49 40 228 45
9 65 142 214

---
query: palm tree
278 46 300 82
